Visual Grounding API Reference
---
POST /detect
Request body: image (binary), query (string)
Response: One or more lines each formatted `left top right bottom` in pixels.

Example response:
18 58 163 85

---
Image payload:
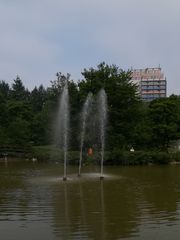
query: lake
0 159 180 239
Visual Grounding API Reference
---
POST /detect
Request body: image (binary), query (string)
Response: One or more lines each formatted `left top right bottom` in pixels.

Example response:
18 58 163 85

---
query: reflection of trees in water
120 166 180 224
51 167 180 239
2 163 180 239
135 166 180 221
101 180 141 240
52 182 89 239
52 178 141 240
0 162 31 221
0 161 53 223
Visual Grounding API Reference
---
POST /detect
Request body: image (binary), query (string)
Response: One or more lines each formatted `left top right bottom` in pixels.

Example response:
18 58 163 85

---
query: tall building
131 67 167 101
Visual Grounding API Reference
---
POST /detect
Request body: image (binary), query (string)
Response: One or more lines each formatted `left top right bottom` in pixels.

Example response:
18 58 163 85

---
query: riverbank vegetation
0 62 180 164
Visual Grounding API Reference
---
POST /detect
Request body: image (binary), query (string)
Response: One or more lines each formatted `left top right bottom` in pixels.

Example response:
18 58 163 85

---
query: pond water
1 160 180 239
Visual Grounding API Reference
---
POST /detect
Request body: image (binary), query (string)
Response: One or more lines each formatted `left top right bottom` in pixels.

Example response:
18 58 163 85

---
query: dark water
1 160 180 240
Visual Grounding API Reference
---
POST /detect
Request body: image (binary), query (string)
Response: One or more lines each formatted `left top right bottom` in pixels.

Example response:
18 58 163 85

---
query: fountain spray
78 92 93 176
98 89 107 180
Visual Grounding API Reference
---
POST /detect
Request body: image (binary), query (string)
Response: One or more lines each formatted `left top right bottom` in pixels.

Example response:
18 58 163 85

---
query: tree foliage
80 62 142 149
0 63 179 153
149 96 180 150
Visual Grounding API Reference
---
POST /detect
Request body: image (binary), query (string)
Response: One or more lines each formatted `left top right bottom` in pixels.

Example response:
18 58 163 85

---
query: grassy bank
0 145 33 159
32 146 80 164
1 145 180 165
32 146 180 165
105 149 180 165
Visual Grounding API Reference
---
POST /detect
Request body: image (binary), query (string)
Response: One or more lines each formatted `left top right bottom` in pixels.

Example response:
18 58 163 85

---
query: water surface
0 160 180 239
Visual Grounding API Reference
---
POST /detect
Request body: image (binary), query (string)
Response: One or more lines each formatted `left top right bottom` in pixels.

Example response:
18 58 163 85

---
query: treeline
0 62 180 155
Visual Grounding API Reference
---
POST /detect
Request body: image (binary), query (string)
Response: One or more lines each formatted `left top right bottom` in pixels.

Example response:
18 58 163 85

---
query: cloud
0 0 179 94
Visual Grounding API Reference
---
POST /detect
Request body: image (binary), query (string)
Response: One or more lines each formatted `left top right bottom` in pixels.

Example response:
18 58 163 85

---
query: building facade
131 67 167 101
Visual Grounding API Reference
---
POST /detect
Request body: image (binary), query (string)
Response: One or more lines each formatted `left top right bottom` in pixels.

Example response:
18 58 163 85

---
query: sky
0 0 180 95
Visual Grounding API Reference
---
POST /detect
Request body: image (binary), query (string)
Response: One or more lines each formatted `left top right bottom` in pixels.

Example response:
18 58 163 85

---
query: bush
32 145 80 164
171 151 180 162
32 146 178 165
150 151 171 164
104 149 172 165
32 145 63 162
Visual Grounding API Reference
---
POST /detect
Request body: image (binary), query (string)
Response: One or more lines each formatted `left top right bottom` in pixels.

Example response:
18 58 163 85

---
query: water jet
98 89 107 179
54 75 70 181
78 92 93 177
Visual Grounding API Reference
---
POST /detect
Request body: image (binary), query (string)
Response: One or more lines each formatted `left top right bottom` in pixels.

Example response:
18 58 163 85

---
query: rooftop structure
131 67 167 101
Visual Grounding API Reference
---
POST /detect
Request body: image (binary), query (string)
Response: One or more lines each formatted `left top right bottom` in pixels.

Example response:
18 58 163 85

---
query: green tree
149 97 179 151
0 80 10 99
11 76 29 101
7 117 30 145
131 102 153 150
0 81 10 144
0 81 10 125
79 62 141 150
30 85 47 113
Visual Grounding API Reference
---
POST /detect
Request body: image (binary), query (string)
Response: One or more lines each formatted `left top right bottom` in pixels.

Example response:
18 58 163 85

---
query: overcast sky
0 0 180 95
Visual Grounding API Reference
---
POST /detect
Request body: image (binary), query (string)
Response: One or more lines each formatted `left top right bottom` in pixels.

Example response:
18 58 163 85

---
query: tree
0 80 10 99
149 97 180 151
130 102 153 150
0 81 10 126
7 117 30 145
11 76 29 101
30 85 47 113
79 62 141 150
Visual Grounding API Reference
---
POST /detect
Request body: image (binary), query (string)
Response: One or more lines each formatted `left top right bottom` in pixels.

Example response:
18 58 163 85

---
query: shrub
105 149 172 165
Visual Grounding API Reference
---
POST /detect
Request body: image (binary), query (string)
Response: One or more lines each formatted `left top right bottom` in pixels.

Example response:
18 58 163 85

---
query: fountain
97 89 107 180
78 92 93 177
54 82 107 181
55 78 69 181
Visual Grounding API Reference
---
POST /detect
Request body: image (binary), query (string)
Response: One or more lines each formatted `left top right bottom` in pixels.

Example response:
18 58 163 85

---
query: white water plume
78 92 93 176
98 89 107 179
